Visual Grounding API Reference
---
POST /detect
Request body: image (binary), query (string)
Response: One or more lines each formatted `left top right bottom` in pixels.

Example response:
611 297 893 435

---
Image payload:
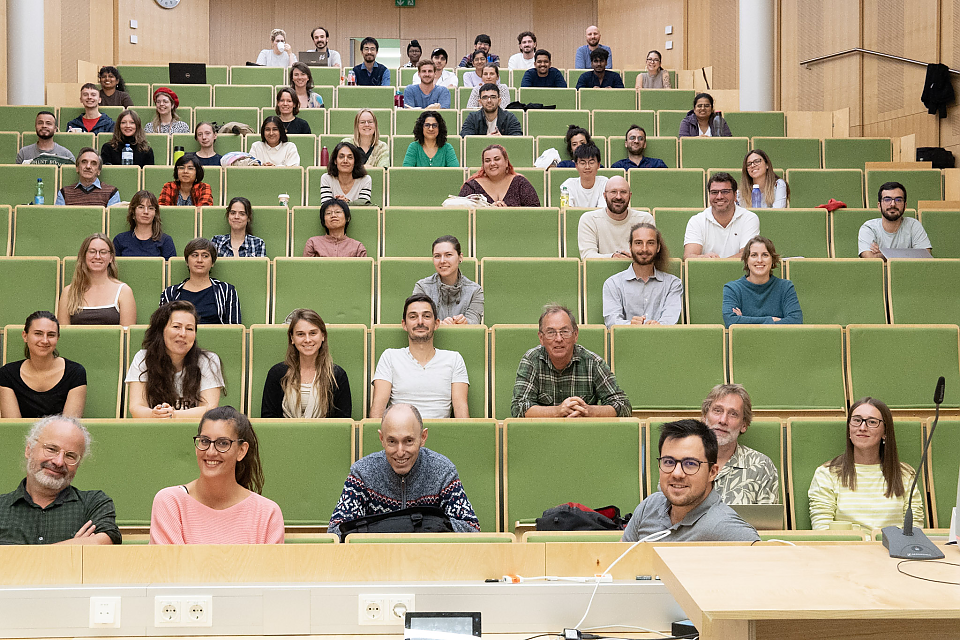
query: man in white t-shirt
858 181 932 258
578 176 654 258
508 31 537 70
683 172 760 259
371 294 470 419
560 143 608 208
414 48 459 90
310 27 342 67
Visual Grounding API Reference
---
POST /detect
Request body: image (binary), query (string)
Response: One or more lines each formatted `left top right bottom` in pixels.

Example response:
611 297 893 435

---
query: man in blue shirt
574 26 612 69
521 50 568 88
576 49 623 89
403 60 451 109
352 37 391 86
611 125 668 169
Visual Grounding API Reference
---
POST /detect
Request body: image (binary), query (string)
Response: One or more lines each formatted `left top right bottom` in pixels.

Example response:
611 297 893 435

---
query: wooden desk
653 543 960 640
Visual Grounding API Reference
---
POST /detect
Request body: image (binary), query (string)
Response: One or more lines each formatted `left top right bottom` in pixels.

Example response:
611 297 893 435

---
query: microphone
881 376 946 559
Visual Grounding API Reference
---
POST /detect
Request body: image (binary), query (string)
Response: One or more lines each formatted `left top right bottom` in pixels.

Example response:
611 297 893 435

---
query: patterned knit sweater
327 448 480 536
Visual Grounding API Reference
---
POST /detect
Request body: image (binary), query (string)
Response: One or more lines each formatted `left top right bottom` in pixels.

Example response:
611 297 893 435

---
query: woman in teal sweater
403 111 459 167
722 236 803 327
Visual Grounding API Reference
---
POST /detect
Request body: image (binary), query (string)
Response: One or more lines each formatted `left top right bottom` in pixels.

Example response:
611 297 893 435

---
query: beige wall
599 0 684 71
115 0 209 65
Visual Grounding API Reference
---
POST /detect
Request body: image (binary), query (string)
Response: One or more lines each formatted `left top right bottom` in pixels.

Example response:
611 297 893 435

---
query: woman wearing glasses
635 50 671 89
737 150 788 208
0 311 87 419
722 236 802 328
403 111 459 167
808 397 924 531
150 406 284 544
58 234 137 326
678 92 731 137
125 301 223 419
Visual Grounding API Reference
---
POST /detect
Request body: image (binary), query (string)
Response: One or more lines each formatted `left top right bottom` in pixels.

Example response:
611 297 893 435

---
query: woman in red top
158 155 214 207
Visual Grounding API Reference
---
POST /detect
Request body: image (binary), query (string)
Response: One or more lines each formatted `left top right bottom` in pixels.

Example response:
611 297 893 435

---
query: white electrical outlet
358 594 414 625
155 596 213 627
89 597 121 628
358 595 385 625
155 598 180 626
387 595 416 622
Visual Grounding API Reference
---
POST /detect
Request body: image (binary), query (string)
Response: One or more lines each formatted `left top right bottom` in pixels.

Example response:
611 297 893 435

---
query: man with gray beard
0 415 120 544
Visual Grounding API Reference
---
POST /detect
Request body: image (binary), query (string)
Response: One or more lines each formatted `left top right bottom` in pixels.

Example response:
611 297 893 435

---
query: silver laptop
299 51 329 66
730 504 785 530
880 248 933 259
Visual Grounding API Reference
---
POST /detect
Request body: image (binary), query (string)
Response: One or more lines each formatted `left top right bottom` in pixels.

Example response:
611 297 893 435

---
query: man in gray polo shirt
858 181 932 258
622 418 759 542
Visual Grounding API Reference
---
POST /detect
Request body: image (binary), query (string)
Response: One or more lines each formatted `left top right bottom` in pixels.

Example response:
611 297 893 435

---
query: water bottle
320 146 329 166
347 70 356 86
751 184 762 208
173 146 185 164
121 144 134 165
394 88 404 108
33 178 44 205
560 185 570 208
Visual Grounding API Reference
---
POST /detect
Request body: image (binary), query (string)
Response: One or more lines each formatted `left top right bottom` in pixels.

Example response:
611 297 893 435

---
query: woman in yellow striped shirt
808 397 924 530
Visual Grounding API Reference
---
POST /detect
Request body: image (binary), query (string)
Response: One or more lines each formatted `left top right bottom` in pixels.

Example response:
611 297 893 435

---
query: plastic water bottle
347 70 357 86
320 146 329 166
560 185 570 208
122 144 134 165
33 178 44 205
751 184 762 208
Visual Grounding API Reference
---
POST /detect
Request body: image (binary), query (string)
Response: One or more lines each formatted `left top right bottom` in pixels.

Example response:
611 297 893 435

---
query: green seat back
124 83 151 106
547 168 622 207
274 257 374 325
0 205 9 255
481 257 579 325
0 133 19 163
536 136 607 166
566 69 589 87
394 108 458 136
830 207 917 258
578 88 636 110
387 167 466 206
170 257 270 326
0 165 59 207
199 205 287 259
159 84 212 108
359 419 499 531
371 324 487 419
294 106 327 135
638 89 695 112
336 86 395 109
377 258 478 324
847 325 960 409
651 208 699 258
0 257 59 326
518 88 578 110
656 110 687 138
290 205 378 258
680 137 750 170
685 259 781 325
0 421 31 490
786 168 864 209
147 133 174 164
224 166 303 206
40 132 95 161
592 110 656 138
382 207 470 257
887 259 960 325
63 165 140 203
582 257 682 324
194 107 261 131
14 205 103 257
823 138 892 170
206 66 229 85
475 208 561 258
730 325 846 411
62 256 165 325
108 204 197 256
503 419 641 526
526 109 587 137
465 136 535 167
563 207 589 259
213 85 273 108
304 167 384 207
490 324 606 420
929 420 960 528
918 209 960 258
754 208 829 258
612 325 725 411
286 134 317 167
784 258 886 325
63 326 125 418
0 106 53 135
751 137 821 169
229 66 285 86
310 67 344 87
171 132 244 156
117 66 169 84
629 168 705 209
391 134 433 165
865 169 942 210
328 108 393 135
607 135 677 168
723 112 785 137
248 324 367 420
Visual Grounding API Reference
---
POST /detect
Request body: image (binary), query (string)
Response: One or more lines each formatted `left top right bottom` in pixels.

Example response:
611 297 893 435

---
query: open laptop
730 504 785 530
879 247 933 259
299 51 329 66
169 62 207 84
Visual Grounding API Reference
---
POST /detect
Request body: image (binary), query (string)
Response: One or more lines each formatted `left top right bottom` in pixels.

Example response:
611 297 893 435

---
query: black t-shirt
282 118 312 135
188 152 223 167
0 359 87 418
260 362 352 418
174 286 220 324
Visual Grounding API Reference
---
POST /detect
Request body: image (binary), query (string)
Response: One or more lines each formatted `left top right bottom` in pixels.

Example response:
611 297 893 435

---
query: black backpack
337 506 454 541
535 503 627 531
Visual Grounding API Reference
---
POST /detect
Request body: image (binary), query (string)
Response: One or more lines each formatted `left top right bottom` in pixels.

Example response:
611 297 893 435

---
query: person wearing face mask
257 28 297 67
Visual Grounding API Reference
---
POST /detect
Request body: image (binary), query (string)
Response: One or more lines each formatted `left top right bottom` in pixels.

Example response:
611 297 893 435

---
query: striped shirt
149 485 284 544
808 463 923 530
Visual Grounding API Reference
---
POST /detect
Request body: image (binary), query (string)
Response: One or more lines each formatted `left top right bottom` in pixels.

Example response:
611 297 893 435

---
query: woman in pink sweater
149 406 285 544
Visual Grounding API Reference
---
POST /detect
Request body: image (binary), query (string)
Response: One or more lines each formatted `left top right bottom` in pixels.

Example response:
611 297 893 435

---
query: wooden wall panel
115 0 209 65
531 0 598 70
939 0 960 156
685 0 739 89
1 0 7 104
600 0 684 71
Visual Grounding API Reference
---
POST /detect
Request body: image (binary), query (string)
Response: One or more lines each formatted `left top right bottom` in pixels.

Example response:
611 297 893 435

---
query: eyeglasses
658 456 709 475
86 249 112 257
849 416 884 429
881 197 906 205
194 436 244 453
694 103 712 110
709 189 734 196
40 443 82 466
480 94 499 100
746 159 764 168
541 329 574 340
626 135 645 142
646 57 660 63
423 122 439 129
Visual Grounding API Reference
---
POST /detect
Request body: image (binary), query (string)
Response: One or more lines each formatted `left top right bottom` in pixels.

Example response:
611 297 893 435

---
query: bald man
0 415 120 545
578 176 654 259
575 25 612 69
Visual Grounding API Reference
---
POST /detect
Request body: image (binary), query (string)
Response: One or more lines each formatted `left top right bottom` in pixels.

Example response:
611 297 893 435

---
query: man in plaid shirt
511 304 631 418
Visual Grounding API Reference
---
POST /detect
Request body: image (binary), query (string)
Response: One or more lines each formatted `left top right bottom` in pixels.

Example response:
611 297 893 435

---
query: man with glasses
0 415 120 545
622 419 759 542
702 384 779 505
511 304 630 418
611 125 667 170
560 143 607 208
460 84 523 136
858 181 932 258
578 178 654 259
55 147 121 206
683 171 759 259
352 37 391 86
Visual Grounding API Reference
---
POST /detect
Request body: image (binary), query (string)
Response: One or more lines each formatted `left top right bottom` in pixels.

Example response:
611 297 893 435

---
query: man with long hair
602 222 682 326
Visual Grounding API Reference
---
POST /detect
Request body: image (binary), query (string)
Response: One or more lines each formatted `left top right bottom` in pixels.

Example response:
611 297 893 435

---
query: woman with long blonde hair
260 309 352 418
58 233 136 326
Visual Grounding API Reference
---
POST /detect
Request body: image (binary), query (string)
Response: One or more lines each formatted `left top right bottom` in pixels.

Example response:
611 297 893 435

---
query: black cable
896 559 960 586
520 633 562 640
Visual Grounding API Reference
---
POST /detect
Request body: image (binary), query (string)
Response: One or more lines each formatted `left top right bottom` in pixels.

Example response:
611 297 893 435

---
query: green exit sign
396 0 415 6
